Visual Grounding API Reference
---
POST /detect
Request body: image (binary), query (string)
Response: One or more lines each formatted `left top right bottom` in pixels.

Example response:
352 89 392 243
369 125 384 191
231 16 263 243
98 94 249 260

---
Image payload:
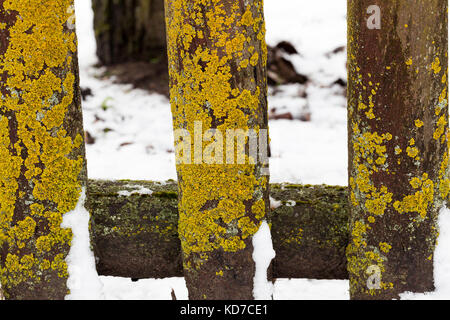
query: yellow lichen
406 146 419 158
0 0 83 295
283 228 303 245
431 57 442 74
215 270 224 277
350 122 393 217
438 131 450 201
433 115 447 140
394 174 434 219
165 0 268 272
379 242 392 253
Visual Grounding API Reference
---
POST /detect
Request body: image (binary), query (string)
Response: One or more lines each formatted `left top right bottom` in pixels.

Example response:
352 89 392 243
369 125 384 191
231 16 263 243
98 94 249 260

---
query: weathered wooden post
0 0 88 299
164 0 273 299
347 0 449 299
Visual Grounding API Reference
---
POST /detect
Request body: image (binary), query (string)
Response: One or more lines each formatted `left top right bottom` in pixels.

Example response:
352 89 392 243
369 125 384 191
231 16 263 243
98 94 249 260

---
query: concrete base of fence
87 180 350 280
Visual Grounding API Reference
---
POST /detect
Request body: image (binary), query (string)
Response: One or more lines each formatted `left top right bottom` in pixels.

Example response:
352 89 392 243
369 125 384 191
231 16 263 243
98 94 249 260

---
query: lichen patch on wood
0 0 86 300
347 0 448 300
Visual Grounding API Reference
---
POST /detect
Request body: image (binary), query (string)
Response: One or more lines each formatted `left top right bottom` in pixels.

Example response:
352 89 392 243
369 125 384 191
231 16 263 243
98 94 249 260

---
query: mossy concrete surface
87 180 349 280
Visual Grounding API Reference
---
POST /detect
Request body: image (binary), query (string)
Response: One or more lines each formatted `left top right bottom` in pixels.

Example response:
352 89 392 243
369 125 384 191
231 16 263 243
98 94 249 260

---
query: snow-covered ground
69 0 449 300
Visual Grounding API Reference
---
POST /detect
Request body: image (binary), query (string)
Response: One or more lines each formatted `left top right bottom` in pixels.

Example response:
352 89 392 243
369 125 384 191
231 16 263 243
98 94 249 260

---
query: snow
265 0 347 185
274 279 349 300
100 277 188 300
50 0 449 300
285 200 296 207
269 196 282 209
252 221 276 300
117 185 153 197
61 188 104 300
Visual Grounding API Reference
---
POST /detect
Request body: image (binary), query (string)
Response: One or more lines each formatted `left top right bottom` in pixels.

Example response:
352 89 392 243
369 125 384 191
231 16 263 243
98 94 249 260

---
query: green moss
153 191 178 199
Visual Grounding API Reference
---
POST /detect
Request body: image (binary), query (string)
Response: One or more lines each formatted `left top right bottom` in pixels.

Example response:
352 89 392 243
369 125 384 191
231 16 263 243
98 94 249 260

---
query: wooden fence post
347 0 449 299
0 0 87 299
164 0 272 299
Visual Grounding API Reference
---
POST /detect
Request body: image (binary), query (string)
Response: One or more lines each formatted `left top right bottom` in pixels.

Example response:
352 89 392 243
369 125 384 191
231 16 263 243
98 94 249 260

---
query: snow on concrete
61 188 104 300
117 185 154 197
269 196 282 209
252 221 276 300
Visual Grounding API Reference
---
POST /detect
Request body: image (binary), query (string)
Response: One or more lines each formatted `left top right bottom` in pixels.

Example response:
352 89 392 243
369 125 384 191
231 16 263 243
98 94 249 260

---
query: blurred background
75 0 348 186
